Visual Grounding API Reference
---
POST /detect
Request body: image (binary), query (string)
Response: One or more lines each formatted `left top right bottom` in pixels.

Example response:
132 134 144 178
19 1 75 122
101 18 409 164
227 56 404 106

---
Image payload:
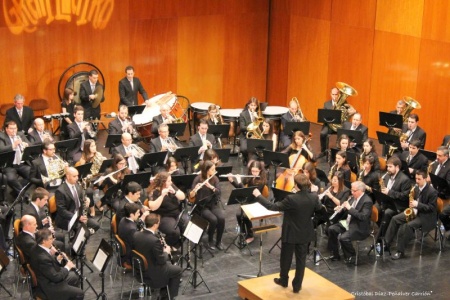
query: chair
350 172 357 182
25 264 47 300
48 195 57 220
378 157 387 171
113 234 127 299
0 103 14 125
418 198 444 255
13 245 29 297
130 250 171 300
13 219 21 238
29 99 49 119
0 248 13 297
355 205 378 265
111 214 118 235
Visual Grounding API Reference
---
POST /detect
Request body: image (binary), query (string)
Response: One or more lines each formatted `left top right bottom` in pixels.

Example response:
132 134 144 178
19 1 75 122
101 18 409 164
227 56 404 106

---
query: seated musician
248 119 278 165
239 97 261 164
315 171 350 229
151 104 175 136
77 139 107 216
165 157 183 175
357 155 380 203
204 104 224 125
15 215 39 262
374 156 411 251
147 172 186 248
0 120 31 196
54 167 100 234
360 139 381 171
190 160 224 250
400 113 426 150
118 202 142 269
280 98 304 149
30 140 67 193
329 134 353 167
150 123 181 153
28 118 54 145
428 147 450 235
329 150 351 183
115 181 149 233
302 162 321 193
60 88 75 139
193 149 224 174
67 106 96 163
327 181 373 263
281 131 314 161
108 105 136 136
111 133 143 174
341 113 368 154
385 170 437 260
189 120 218 161
442 134 450 148
228 161 267 244
399 139 428 180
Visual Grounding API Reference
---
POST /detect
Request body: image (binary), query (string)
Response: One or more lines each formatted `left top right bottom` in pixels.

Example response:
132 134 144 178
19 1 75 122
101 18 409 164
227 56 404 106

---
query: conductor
253 174 321 294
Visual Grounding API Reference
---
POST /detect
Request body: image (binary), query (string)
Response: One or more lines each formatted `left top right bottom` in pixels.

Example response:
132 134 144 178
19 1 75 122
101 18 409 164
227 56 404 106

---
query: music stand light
283 121 310 136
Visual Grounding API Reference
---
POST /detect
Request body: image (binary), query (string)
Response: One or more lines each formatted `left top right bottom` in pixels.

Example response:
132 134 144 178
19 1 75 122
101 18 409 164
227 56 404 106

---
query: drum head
66 71 89 105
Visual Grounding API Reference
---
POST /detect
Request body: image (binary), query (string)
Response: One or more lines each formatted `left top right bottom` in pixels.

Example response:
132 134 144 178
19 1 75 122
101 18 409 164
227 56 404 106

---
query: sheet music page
72 227 85 253
183 221 203 244
68 211 79 232
242 202 280 219
93 248 108 272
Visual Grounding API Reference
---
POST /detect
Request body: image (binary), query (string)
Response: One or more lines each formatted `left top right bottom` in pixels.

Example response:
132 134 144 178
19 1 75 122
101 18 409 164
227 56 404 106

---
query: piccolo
219 174 260 178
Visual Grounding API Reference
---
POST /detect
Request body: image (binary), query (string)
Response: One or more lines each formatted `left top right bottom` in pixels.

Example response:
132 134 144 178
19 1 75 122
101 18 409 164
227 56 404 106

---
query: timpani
190 102 221 134
220 108 243 154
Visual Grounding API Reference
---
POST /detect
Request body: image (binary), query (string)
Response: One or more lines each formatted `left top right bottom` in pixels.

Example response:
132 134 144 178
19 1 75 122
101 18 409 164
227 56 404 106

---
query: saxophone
328 162 337 181
428 160 437 175
404 185 417 222
379 172 388 190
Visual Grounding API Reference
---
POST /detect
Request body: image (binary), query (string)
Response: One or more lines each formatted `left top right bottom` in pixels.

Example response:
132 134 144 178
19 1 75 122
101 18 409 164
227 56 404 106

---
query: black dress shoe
215 243 224 251
273 278 288 288
328 255 340 261
293 287 301 293
205 242 216 250
345 256 355 264
391 251 404 260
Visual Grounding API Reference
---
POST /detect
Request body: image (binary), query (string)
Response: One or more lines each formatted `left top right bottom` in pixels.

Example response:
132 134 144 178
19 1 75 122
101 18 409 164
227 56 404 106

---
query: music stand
72 226 96 292
224 187 256 255
173 146 200 174
98 158 113 173
168 123 187 138
92 239 114 300
346 150 359 173
216 166 233 182
316 168 330 186
100 183 121 240
372 189 396 207
75 163 93 180
263 150 290 186
248 139 273 161
419 149 437 162
122 171 152 189
104 134 122 148
268 188 293 253
21 144 43 162
379 112 403 130
399 159 412 179
55 138 78 161
171 174 197 193
0 151 15 203
283 121 310 136
182 214 211 294
215 148 231 163
138 151 167 174
317 109 342 126
208 124 230 148
127 105 145 116
429 173 449 197
376 131 401 155
337 128 363 148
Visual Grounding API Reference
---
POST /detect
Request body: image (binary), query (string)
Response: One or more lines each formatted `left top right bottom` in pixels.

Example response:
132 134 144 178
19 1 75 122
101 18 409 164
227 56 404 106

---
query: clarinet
157 231 173 264
53 245 82 276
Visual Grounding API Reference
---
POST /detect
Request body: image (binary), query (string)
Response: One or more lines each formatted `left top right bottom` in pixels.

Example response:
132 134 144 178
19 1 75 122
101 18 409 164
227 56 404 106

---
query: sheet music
242 202 281 220
68 211 79 233
93 248 108 272
72 227 85 253
183 221 203 244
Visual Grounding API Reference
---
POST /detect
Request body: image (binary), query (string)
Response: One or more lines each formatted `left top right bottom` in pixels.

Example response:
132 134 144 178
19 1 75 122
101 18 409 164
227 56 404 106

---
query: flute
93 166 127 184
192 171 217 194
219 175 260 178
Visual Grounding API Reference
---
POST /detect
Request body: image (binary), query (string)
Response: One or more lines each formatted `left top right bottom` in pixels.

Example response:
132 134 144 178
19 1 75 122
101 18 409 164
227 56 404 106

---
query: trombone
291 97 307 121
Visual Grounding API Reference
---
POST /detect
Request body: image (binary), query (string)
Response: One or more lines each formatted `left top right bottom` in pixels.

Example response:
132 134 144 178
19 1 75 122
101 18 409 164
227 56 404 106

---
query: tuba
328 82 358 132
389 96 421 136
246 101 264 139
404 185 417 222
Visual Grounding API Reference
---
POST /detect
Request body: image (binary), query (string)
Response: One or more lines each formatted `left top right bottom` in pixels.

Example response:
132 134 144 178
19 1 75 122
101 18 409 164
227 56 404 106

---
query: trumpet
291 97 307 121
129 144 146 159
13 135 27 151
164 137 179 153
82 121 96 138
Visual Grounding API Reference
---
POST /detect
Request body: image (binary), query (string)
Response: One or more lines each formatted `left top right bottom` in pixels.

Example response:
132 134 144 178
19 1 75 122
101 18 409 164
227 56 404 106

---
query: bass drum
135 122 153 143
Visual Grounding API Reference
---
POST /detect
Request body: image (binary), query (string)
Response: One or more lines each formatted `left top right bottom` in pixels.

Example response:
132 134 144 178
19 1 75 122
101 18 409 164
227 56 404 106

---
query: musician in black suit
108 105 137 137
0 120 31 194
358 155 381 203
115 182 149 233
399 139 428 180
385 170 437 259
111 133 142 174
189 120 218 161
118 66 148 107
30 140 65 191
118 202 141 268
327 181 373 264
15 215 39 262
239 97 261 164
430 147 450 233
67 106 94 163
133 214 182 298
4 94 34 134
375 156 412 245
441 135 450 148
400 114 426 150
23 187 65 249
79 69 103 120
150 124 181 153
280 98 305 148
30 228 84 300
253 174 321 293
54 167 99 232
151 104 175 135
28 118 54 145
341 113 368 154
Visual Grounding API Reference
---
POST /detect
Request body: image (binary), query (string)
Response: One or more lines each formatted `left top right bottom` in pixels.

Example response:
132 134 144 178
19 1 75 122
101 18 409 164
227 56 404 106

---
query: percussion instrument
191 102 221 133
262 106 288 135
220 108 243 154
132 93 177 125
135 122 153 142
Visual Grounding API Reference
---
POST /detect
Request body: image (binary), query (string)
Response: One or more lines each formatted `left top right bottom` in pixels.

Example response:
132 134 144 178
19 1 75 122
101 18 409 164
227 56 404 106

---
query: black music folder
283 121 310 136
379 112 403 130
317 109 342 125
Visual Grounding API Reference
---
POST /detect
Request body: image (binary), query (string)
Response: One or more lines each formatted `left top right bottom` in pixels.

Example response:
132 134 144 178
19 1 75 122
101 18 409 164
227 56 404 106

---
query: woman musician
282 131 314 164
358 155 380 203
147 171 186 248
189 160 225 250
329 150 351 182
303 162 321 193
239 97 261 164
228 161 267 244
247 119 278 166
165 157 183 175
314 171 350 228
360 139 381 171
193 149 223 173
60 88 75 139
205 104 224 125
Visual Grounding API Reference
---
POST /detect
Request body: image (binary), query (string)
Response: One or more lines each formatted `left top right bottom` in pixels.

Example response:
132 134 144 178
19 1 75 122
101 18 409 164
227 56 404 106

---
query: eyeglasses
351 189 358 193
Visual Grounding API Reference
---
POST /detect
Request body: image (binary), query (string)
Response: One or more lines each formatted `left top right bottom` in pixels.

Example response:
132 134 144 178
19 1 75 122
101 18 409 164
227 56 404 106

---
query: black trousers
201 205 225 244
279 242 308 291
